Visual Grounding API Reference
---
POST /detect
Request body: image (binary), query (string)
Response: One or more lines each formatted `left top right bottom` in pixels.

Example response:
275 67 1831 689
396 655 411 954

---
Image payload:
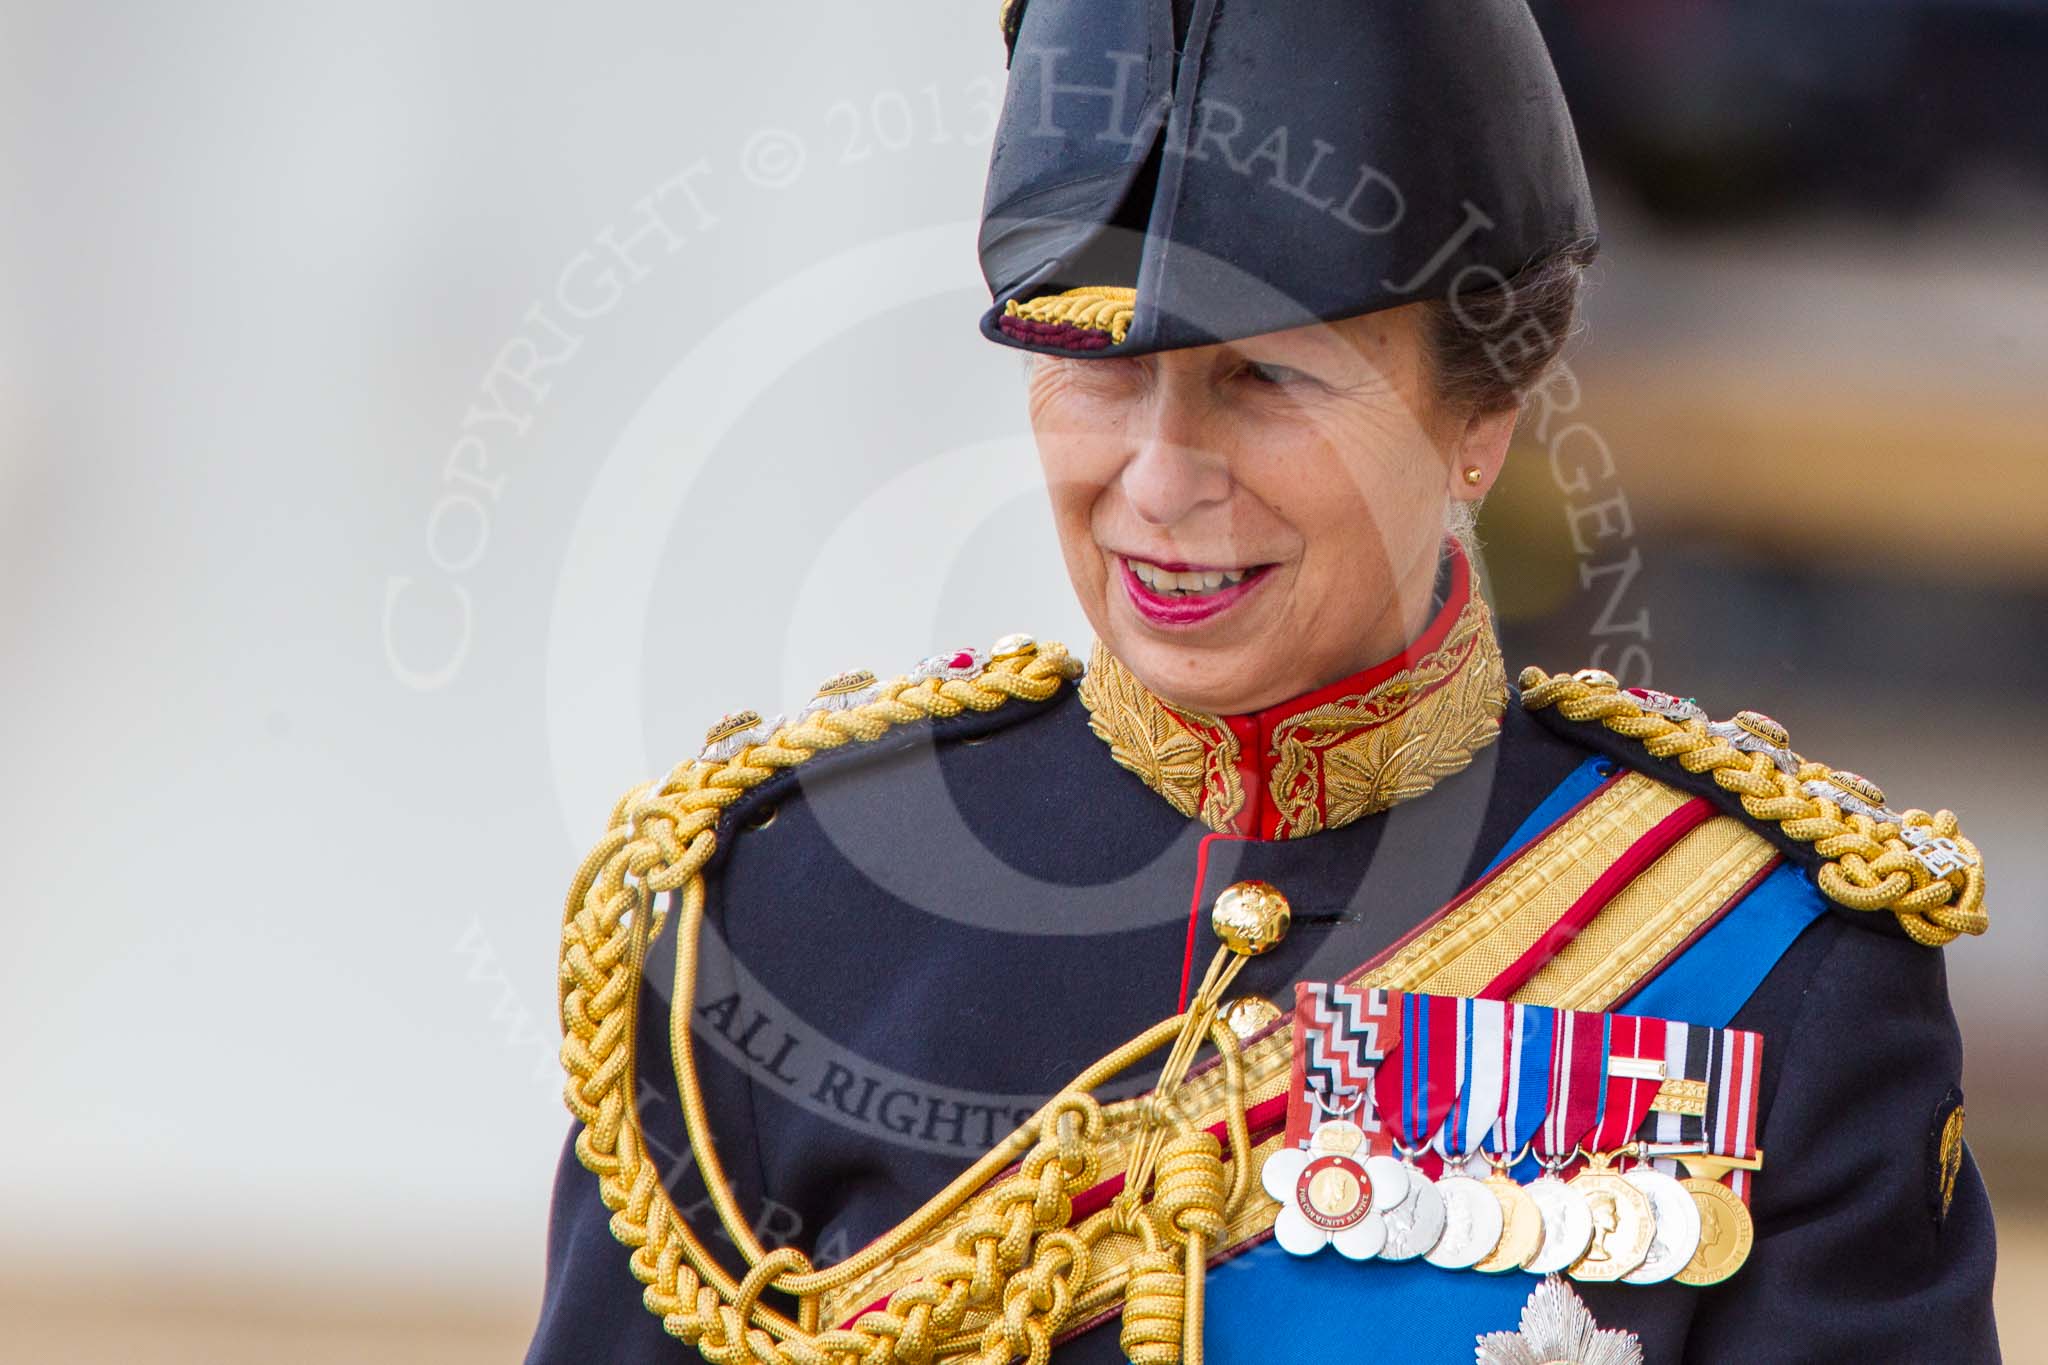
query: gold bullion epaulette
688 632 1075 767
1517 666 1986 947
556 634 1082 1361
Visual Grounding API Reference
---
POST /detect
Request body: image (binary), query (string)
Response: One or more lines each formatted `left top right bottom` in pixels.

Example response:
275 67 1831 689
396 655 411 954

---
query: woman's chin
1101 627 1289 716
1095 568 1319 711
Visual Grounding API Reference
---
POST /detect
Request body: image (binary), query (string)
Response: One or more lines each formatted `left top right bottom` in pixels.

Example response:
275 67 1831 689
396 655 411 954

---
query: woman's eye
1241 360 1312 387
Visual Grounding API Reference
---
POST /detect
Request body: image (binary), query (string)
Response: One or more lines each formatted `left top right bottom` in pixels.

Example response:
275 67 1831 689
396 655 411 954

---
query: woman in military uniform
530 2 1998 1361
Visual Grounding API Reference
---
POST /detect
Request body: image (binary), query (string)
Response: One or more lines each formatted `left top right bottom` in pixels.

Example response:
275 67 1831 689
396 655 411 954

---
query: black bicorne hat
978 0 1598 357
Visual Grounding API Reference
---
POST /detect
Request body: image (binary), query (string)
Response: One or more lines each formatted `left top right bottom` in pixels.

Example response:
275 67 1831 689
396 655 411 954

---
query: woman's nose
1121 399 1232 528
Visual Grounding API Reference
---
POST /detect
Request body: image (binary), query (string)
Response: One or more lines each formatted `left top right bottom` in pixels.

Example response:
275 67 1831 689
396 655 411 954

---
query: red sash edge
1477 797 1717 1000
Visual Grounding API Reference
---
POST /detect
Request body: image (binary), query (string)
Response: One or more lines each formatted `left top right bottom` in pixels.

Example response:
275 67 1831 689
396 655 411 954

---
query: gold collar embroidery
1078 553 1508 839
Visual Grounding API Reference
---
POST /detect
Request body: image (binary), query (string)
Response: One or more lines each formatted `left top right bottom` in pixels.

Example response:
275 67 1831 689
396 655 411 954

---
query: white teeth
1127 558 1253 595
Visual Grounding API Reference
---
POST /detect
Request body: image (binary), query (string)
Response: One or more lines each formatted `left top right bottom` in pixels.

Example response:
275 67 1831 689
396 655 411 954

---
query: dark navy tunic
526 679 1999 1363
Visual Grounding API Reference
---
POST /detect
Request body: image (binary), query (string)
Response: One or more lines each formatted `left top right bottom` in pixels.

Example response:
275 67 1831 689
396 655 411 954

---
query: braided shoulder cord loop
1518 667 1987 947
556 642 1257 1363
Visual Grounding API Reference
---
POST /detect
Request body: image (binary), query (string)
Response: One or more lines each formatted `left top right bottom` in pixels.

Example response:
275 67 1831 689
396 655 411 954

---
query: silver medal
1424 1173 1507 1270
1376 1172 1447 1261
1331 1212 1387 1262
1273 1201 1330 1256
1622 1167 1702 1284
1522 1175 1594 1274
1260 1146 1310 1204
1362 1153 1410 1212
1262 1137 1380 1259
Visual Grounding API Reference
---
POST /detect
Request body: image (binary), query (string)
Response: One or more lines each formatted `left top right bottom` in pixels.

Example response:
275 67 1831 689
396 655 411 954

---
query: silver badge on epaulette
1900 824 1979 877
802 669 879 716
699 710 782 763
911 648 985 682
1800 778 1897 826
1707 711 1800 774
1625 687 1707 724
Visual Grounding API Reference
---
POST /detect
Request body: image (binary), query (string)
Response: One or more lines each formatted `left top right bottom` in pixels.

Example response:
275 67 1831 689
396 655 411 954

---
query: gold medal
1472 1170 1545 1273
1299 1157 1369 1229
1673 1176 1754 1285
1565 1153 1656 1282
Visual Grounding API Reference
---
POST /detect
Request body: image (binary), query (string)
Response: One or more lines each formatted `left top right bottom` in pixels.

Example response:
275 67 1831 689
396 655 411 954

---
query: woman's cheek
1036 434 1106 528
1048 481 1100 582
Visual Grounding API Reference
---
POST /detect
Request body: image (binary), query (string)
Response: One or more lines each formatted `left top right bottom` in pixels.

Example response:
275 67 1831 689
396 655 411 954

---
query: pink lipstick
1118 556 1273 628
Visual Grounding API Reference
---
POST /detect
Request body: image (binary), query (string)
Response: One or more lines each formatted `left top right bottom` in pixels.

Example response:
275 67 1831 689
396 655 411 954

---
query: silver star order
1474 1275 1643 1365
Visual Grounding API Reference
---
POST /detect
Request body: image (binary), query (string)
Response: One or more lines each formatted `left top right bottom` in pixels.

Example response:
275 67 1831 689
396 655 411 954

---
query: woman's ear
1446 404 1518 500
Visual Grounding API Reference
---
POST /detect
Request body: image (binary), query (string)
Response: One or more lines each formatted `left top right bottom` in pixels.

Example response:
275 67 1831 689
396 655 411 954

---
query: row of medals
1260 1118 1753 1286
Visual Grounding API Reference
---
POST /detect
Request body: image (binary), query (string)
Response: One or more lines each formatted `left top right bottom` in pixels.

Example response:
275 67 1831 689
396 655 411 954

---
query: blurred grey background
1 2 2042 1360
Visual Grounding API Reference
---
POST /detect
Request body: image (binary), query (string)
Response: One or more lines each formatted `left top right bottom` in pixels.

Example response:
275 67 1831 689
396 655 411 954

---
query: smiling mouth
1116 554 1276 627
1124 558 1261 596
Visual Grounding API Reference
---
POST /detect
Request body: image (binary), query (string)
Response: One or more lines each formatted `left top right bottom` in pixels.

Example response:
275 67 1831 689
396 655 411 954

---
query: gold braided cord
558 641 1258 1363
1002 286 1137 344
1517 667 1987 946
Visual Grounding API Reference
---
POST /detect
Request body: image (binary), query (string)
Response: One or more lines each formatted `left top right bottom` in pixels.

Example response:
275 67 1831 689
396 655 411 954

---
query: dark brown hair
1420 234 1601 416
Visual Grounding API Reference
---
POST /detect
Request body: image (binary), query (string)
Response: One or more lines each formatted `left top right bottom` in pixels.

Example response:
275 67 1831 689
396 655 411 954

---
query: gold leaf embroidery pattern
1270 599 1508 837
1079 645 1245 831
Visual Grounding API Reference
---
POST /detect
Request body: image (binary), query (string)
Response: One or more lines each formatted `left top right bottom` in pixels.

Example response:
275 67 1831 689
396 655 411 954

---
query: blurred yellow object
1571 353 2048 583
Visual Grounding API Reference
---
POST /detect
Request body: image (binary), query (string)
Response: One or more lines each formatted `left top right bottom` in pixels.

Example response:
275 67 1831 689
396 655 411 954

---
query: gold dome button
1221 995 1284 1040
1211 881 1291 957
